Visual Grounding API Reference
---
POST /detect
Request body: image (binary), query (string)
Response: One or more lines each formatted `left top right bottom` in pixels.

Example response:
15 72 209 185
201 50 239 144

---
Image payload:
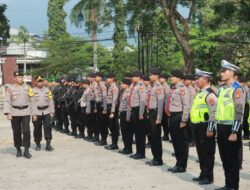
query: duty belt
37 105 49 110
148 108 157 112
131 107 139 111
12 105 28 110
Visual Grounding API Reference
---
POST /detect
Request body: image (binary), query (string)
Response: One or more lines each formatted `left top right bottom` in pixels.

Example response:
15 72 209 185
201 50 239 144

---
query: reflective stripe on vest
215 87 235 125
190 90 209 123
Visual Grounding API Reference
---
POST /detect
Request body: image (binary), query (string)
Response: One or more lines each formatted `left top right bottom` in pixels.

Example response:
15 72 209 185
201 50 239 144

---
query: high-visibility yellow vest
190 90 209 123
248 100 250 127
215 86 235 125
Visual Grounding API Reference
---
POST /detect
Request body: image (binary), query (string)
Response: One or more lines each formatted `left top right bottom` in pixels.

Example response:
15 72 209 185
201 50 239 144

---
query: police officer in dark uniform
58 78 70 134
75 78 85 138
66 78 78 136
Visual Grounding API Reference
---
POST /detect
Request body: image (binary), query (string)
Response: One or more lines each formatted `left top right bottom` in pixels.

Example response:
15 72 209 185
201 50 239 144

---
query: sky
1 0 188 46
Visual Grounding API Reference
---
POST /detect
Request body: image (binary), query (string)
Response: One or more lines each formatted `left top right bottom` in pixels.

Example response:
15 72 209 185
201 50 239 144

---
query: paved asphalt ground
0 109 249 190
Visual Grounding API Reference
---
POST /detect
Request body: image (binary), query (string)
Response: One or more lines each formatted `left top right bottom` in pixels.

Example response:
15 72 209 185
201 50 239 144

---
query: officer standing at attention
31 76 55 151
86 73 98 141
160 74 171 141
94 72 109 146
129 71 147 160
58 78 70 134
145 68 164 166
215 60 245 190
143 75 152 148
118 78 133 154
184 74 197 147
166 70 190 173
105 74 120 150
79 80 92 139
88 73 100 142
4 71 33 158
190 69 217 185
74 79 85 138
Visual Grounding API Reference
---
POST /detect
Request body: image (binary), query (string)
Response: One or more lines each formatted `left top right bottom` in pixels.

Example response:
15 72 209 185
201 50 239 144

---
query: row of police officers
4 59 250 190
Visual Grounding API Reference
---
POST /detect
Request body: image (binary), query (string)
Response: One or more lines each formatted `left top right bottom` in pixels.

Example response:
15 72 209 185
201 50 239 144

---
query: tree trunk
91 8 98 71
160 0 195 74
183 49 194 74
137 31 141 70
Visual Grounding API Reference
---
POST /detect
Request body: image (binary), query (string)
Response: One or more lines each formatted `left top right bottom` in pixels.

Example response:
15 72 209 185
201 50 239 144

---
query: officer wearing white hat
190 68 217 185
215 60 245 190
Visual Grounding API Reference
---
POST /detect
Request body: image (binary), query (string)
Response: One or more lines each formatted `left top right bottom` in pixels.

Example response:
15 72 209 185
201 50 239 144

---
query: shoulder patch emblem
180 88 185 96
235 88 242 98
209 98 215 106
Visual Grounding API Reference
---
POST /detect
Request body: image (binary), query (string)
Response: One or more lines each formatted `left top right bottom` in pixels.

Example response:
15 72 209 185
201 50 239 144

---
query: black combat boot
16 147 22 157
23 147 32 159
35 143 41 151
45 140 54 151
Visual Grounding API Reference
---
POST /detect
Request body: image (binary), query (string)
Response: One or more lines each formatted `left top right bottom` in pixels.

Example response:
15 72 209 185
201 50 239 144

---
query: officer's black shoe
172 153 175 157
242 135 250 140
105 144 119 150
189 142 195 147
16 148 22 157
192 176 202 182
133 154 146 160
68 132 77 136
23 148 32 159
35 144 41 151
130 153 139 159
145 143 151 148
146 160 163 166
55 127 62 131
86 136 93 141
162 136 169 141
93 137 100 142
62 129 70 134
45 140 54 151
167 166 178 172
75 134 84 138
199 178 213 185
88 137 96 142
118 149 132 155
172 166 186 173
95 141 107 146
215 186 229 190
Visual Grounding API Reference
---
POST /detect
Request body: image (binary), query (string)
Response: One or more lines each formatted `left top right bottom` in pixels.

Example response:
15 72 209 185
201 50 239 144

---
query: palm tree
11 26 31 74
70 0 107 71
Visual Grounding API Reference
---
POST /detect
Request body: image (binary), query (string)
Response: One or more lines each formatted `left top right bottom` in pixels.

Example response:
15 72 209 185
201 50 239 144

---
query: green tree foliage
47 0 69 40
70 0 109 71
36 36 113 77
0 4 10 44
110 0 127 72
193 0 250 75
127 0 183 73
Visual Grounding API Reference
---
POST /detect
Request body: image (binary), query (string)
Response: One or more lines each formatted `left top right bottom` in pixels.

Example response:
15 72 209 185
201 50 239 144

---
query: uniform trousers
11 116 31 148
